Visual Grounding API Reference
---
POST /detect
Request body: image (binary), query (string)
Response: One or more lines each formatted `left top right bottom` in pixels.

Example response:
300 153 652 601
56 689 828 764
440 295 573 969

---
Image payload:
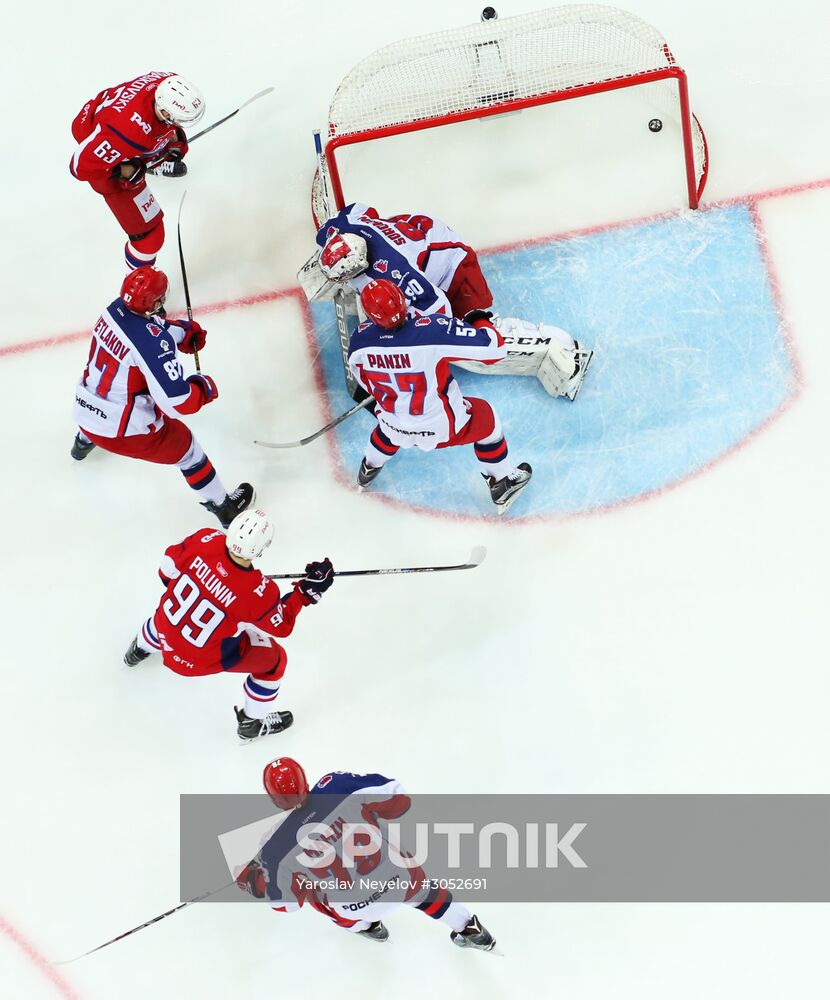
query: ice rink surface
2 1 829 997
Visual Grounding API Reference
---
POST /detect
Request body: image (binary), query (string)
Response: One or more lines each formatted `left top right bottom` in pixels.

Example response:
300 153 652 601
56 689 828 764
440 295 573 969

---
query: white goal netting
317 4 706 217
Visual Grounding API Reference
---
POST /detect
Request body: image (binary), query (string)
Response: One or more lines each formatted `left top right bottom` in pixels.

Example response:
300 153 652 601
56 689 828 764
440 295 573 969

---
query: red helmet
263 757 309 810
121 267 169 315
360 279 407 329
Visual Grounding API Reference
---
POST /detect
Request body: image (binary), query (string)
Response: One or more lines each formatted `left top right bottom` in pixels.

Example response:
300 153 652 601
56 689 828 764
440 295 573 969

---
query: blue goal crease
308 205 794 519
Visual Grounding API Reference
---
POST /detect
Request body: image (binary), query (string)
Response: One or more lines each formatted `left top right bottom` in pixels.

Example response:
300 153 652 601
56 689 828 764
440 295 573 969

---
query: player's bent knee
128 218 165 256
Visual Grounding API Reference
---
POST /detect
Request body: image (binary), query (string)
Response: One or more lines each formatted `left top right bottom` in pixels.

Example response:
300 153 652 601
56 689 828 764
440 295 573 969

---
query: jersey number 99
162 574 225 648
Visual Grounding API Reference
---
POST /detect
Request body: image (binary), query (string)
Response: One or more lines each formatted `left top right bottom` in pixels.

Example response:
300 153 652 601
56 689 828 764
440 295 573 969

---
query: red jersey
152 528 312 677
70 71 179 193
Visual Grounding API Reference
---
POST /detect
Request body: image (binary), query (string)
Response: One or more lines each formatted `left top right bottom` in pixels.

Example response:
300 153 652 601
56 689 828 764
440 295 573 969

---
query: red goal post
313 4 708 223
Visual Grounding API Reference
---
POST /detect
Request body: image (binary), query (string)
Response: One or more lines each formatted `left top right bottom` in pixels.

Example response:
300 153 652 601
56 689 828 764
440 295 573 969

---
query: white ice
1 1 829 998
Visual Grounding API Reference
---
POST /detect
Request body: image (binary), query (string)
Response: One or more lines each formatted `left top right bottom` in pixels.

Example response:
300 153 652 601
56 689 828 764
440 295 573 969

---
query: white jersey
317 203 474 316
347 313 505 450
73 298 191 438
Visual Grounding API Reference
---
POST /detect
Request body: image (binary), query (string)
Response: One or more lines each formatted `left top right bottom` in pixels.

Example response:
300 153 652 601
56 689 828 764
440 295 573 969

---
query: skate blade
564 349 594 402
494 478 532 516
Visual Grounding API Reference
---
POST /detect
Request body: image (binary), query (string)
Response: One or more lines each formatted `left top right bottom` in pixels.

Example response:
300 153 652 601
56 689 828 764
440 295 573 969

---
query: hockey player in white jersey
304 202 592 400
348 279 532 514
234 757 496 950
71 266 254 527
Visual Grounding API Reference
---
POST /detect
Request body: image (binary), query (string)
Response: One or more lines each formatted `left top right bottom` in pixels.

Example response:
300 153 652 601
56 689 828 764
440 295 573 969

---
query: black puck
648 118 663 133
481 6 498 20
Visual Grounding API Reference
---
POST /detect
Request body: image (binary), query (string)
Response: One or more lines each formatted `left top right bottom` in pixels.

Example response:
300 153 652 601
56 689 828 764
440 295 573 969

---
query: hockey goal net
312 4 707 224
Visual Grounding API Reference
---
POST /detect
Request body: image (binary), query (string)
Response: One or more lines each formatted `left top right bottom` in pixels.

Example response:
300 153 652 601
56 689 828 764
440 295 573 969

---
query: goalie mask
320 232 369 280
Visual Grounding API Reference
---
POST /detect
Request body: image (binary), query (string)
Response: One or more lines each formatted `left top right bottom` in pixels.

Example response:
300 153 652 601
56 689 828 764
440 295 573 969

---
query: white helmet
227 509 274 561
154 75 205 126
319 232 369 280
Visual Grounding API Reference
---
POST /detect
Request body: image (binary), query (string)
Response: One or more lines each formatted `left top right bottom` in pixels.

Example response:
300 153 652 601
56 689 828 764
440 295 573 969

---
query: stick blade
253 439 303 450
241 87 275 109
468 546 487 567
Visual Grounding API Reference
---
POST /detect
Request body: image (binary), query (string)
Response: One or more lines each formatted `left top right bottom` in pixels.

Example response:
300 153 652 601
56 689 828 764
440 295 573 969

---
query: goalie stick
266 546 487 580
312 129 361 400
254 395 373 449
176 191 200 372
54 880 236 964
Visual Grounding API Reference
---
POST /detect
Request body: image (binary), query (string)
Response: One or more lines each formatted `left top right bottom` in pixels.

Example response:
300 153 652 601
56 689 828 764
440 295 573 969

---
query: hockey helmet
121 267 169 315
360 279 407 329
227 509 274 562
319 232 369 280
154 75 205 126
263 758 309 810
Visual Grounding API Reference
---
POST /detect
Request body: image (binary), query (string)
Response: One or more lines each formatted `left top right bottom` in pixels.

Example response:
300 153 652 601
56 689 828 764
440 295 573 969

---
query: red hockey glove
187 373 219 406
296 558 334 603
236 860 266 899
178 319 207 354
165 127 189 162
113 158 147 190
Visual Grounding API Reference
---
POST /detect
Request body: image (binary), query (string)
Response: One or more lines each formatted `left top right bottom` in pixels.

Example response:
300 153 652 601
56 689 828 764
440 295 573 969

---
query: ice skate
70 433 96 461
450 914 495 952
483 462 532 515
235 706 294 742
203 483 255 529
357 921 389 943
357 458 383 489
123 638 152 667
147 160 188 178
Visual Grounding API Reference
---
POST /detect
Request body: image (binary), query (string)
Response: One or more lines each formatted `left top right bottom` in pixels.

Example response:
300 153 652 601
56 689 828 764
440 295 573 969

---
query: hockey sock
177 439 228 505
474 425 513 478
364 426 399 469
137 617 162 653
242 675 281 719
412 881 461 923
437 901 474 933
124 241 157 271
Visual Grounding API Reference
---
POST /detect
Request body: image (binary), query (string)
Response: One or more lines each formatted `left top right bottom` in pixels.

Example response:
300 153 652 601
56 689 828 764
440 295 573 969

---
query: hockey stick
176 191 200 373
254 395 373 449
266 546 487 580
53 880 236 964
312 129 361 400
187 87 275 144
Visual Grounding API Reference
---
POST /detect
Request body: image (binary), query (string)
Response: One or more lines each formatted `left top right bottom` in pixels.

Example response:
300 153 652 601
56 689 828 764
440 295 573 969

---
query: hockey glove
113 158 147 189
186 373 219 406
297 558 334 603
165 127 189 162
462 309 495 326
177 319 207 354
351 383 377 413
236 860 266 899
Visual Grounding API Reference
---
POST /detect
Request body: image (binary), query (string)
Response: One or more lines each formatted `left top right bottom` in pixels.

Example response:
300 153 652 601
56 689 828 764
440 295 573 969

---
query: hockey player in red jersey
349 279 533 514
234 757 496 949
124 510 335 741
305 202 593 401
71 266 254 528
70 72 204 269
